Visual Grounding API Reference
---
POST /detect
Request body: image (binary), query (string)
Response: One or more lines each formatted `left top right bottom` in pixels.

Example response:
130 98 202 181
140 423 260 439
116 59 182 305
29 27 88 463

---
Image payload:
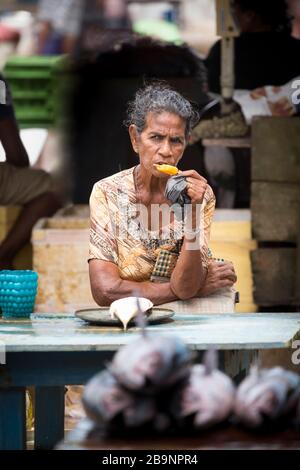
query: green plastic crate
4 55 65 73
3 55 66 128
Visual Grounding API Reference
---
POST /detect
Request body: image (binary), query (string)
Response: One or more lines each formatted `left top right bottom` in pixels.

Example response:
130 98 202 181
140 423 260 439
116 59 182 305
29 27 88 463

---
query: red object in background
0 24 20 43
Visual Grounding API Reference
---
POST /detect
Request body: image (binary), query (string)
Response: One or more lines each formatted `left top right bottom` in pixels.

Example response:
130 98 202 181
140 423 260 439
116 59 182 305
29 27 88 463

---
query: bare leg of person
0 192 61 269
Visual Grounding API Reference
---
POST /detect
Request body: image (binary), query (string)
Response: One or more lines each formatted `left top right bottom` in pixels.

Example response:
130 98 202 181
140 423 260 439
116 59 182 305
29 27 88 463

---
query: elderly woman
88 84 236 309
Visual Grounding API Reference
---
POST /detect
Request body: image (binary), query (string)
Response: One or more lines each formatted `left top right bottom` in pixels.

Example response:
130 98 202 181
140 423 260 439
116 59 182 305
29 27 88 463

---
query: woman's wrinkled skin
171 350 236 429
234 366 300 428
110 334 193 392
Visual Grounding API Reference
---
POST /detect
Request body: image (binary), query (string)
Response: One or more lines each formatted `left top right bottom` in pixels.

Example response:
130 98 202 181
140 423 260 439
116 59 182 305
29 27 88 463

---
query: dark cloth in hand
165 175 191 207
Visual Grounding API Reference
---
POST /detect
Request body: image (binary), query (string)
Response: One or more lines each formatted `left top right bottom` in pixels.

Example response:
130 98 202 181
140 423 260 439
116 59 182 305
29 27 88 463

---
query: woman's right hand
198 260 237 297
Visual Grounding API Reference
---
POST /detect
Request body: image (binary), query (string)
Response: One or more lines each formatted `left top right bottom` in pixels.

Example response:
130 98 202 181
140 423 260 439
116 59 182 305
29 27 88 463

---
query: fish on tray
109 297 153 331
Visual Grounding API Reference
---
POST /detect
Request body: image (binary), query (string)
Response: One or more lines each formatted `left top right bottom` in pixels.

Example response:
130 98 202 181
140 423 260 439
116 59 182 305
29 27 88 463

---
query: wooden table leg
224 350 258 384
35 386 65 450
0 387 26 450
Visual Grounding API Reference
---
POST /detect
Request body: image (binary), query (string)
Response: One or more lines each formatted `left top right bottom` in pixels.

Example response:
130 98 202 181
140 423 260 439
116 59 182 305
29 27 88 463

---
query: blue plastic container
0 270 38 318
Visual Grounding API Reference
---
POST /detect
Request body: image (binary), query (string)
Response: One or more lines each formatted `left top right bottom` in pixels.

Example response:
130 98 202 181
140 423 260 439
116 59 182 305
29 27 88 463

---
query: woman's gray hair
125 83 199 136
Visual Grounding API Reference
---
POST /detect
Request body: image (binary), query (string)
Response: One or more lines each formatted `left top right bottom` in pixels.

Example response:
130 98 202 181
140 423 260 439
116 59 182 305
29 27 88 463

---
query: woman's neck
135 164 167 195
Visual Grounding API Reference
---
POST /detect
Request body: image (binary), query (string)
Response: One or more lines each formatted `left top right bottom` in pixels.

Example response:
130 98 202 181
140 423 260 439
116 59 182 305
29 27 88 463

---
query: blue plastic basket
0 270 38 318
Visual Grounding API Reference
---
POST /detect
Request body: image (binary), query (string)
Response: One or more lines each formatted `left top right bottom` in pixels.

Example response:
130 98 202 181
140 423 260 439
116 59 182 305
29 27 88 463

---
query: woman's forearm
89 260 178 307
170 235 206 300
92 277 178 306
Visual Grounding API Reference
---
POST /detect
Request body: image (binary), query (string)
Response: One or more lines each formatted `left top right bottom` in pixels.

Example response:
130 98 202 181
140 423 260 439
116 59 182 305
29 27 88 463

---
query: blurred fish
82 370 156 427
171 349 236 429
82 370 133 423
122 396 156 428
110 334 193 393
234 366 300 428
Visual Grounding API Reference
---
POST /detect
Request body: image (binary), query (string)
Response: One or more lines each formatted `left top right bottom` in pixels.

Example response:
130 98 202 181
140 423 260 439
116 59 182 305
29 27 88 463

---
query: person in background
287 0 300 38
36 0 83 54
203 0 300 208
0 74 61 269
206 0 300 94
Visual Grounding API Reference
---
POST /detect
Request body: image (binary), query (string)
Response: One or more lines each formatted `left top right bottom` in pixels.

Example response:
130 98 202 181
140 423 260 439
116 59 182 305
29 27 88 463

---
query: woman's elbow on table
170 282 200 301
90 280 122 306
89 276 109 306
89 259 122 306
91 288 110 306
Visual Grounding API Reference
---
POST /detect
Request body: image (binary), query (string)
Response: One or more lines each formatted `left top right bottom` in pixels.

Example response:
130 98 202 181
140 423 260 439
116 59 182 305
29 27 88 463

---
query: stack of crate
251 117 300 309
3 55 65 128
250 117 300 373
32 205 96 313
210 209 257 313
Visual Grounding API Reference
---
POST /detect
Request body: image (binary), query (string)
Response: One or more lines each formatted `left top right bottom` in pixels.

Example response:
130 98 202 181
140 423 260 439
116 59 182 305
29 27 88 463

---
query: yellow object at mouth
154 164 179 175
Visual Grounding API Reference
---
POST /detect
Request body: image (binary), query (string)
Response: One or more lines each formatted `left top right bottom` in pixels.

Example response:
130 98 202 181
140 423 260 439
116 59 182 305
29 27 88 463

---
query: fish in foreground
171 349 236 429
109 297 153 331
154 164 179 175
82 370 156 427
234 366 300 428
110 334 193 393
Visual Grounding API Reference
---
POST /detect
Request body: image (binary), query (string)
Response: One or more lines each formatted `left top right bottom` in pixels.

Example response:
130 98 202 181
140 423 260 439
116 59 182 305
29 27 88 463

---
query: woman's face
129 111 187 177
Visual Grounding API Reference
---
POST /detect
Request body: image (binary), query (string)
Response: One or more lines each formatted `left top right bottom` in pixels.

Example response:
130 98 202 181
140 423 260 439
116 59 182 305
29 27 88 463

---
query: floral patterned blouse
88 167 215 282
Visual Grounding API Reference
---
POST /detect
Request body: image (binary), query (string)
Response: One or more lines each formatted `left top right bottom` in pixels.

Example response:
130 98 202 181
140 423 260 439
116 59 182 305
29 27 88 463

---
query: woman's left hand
198 260 237 297
179 169 208 204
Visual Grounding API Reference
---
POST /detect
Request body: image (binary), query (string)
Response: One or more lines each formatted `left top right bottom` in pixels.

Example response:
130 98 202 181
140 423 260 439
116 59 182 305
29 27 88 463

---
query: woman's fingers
216 266 237 282
182 171 208 205
216 267 236 278
218 279 235 287
208 262 237 283
220 272 237 282
215 261 235 271
201 267 235 296
186 175 207 184
181 170 207 182
186 184 207 204
186 180 207 190
186 176 207 194
208 278 234 290
213 262 234 272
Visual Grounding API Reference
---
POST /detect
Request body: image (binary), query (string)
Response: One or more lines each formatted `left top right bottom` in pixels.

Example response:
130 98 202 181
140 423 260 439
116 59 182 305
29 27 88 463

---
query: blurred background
1 1 300 444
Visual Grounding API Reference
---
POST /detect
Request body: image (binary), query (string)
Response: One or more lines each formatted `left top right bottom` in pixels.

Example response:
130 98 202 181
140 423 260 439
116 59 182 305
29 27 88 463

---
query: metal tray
75 307 175 326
